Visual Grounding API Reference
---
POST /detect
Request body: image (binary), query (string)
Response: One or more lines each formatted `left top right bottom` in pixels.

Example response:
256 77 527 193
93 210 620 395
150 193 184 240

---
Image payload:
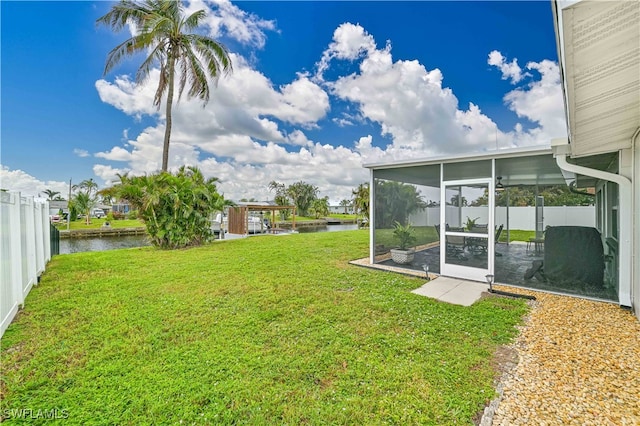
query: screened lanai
365 146 619 302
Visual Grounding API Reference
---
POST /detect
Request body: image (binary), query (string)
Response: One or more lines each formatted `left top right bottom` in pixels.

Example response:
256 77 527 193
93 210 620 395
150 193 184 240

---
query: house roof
553 0 640 158
363 145 554 170
365 144 618 188
365 146 575 187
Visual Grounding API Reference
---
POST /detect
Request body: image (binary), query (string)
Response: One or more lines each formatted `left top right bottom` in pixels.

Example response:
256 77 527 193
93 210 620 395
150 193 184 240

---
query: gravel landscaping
487 286 640 425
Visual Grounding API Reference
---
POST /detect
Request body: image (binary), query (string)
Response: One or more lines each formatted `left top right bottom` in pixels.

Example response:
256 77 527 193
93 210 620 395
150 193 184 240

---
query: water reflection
297 224 359 233
59 224 360 254
60 235 151 254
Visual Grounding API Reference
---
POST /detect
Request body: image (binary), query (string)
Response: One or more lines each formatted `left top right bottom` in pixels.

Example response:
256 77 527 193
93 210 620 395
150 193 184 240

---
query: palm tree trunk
162 53 176 172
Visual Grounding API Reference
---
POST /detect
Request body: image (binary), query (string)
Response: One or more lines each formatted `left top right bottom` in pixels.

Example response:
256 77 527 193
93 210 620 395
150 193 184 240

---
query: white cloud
0 165 69 198
89 14 566 205
326 26 475 156
73 149 90 158
95 146 132 161
287 130 313 147
318 26 566 158
95 74 158 119
315 23 377 81
185 0 276 49
503 59 567 138
92 164 130 186
488 50 529 84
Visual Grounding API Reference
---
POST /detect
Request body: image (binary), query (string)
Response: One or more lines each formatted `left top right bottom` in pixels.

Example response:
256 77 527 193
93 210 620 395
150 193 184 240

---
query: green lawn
375 225 440 249
54 218 144 230
327 213 357 220
1 231 527 424
282 214 357 222
374 226 534 248
498 229 536 243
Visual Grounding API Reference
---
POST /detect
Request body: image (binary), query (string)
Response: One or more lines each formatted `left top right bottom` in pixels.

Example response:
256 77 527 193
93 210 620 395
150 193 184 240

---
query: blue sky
1 1 566 203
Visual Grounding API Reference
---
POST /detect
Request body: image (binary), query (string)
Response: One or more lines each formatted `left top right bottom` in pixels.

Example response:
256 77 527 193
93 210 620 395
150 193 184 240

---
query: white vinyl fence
1 192 51 337
409 206 595 229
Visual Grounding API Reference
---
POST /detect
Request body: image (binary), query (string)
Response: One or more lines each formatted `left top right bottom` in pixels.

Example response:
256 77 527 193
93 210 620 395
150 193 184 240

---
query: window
608 183 618 240
595 188 604 233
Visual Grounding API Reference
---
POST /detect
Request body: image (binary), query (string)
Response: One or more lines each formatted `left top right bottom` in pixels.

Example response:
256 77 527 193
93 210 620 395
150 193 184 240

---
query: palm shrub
116 166 223 249
392 221 417 250
73 191 98 225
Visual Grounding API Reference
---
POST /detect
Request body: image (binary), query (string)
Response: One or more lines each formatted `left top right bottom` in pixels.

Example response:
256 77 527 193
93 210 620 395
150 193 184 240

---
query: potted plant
390 221 417 264
465 216 480 231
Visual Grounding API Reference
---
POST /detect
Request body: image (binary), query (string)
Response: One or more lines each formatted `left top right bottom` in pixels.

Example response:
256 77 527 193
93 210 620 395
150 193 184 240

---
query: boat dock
59 227 147 239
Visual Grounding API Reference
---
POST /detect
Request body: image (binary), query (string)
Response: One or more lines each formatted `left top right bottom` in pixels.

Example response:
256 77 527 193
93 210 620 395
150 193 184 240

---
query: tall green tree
268 181 289 206
75 179 99 199
351 183 370 226
268 181 291 220
310 197 330 219
98 0 232 172
43 189 60 201
73 191 98 225
471 185 594 207
374 181 427 228
339 199 351 214
287 181 318 217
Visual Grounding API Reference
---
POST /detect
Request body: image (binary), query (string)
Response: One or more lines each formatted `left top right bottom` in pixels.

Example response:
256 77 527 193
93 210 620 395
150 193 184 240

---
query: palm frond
98 0 233 172
96 0 152 32
183 9 206 31
135 40 167 83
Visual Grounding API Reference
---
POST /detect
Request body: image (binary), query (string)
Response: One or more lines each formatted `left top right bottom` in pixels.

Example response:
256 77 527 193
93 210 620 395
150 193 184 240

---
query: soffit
373 154 568 187
561 1 640 157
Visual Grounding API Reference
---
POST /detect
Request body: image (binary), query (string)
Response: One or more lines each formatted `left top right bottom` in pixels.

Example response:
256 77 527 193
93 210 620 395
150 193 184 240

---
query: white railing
1 192 51 337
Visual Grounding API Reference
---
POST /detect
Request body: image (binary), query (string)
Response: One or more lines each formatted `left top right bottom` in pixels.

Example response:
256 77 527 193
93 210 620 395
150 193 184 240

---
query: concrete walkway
412 276 488 306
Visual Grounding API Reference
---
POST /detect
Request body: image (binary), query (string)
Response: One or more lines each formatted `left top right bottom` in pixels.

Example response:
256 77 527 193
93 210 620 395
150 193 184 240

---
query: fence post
50 224 60 256
34 201 45 276
43 201 51 261
23 196 37 296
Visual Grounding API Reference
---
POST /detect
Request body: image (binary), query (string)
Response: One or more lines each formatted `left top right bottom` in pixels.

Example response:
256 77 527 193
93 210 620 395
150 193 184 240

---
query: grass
54 219 144 230
375 225 440 249
282 214 357 222
498 229 535 243
1 230 527 424
375 226 535 247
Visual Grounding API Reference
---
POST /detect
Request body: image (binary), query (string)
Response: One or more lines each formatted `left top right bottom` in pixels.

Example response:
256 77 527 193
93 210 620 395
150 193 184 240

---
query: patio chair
494 224 504 257
446 226 467 260
466 224 504 256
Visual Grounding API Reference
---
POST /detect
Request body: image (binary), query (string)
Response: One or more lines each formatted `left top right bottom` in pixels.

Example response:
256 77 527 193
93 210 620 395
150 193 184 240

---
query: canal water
59 224 360 254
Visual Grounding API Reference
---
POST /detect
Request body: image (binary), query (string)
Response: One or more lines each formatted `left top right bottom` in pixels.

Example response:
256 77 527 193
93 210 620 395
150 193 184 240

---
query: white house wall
634 142 640 318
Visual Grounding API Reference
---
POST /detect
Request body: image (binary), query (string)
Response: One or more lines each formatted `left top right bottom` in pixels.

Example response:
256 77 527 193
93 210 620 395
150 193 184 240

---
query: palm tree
75 178 99 198
98 0 232 172
74 192 97 225
352 183 370 227
339 199 351 214
43 189 60 201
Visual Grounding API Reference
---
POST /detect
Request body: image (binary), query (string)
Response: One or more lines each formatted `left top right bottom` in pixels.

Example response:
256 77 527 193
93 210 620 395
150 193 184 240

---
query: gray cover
544 226 604 289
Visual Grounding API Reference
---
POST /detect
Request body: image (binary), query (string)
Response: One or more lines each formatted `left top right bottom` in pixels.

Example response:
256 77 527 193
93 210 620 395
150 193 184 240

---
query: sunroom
364 145 627 305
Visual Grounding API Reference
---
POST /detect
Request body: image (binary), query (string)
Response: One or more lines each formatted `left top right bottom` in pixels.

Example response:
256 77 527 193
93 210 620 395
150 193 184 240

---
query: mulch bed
485 286 640 425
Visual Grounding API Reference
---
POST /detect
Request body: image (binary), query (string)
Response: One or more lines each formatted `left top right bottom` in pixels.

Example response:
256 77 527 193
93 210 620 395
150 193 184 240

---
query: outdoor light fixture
485 274 494 292
495 176 505 192
485 273 537 300
422 264 430 281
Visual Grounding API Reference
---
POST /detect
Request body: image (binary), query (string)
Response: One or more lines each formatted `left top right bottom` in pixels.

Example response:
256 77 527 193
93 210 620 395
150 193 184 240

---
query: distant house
111 203 131 215
48 200 68 217
329 204 354 214
363 0 640 319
